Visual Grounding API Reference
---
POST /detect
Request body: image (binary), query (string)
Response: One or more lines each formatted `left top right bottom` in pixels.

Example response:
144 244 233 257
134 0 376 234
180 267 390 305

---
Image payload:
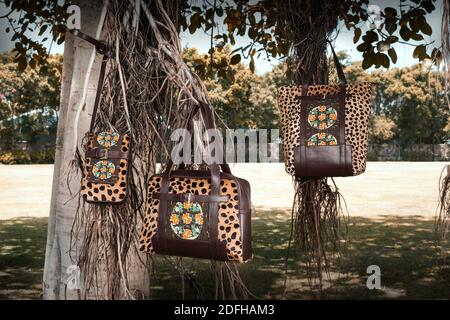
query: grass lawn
2 211 450 300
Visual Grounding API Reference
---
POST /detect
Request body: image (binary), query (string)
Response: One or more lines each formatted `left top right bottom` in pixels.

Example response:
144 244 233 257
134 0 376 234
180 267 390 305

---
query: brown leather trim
294 144 352 177
85 148 129 159
154 170 252 214
294 84 352 178
152 237 228 260
152 192 229 203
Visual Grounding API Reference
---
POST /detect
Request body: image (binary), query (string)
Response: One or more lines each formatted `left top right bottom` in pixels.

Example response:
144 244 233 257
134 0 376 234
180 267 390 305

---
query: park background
1 0 450 299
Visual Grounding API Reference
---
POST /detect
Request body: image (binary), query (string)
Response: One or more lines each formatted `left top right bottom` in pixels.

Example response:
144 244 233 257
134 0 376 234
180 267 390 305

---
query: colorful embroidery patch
92 160 116 180
97 131 120 148
307 106 337 130
169 201 204 240
307 133 337 146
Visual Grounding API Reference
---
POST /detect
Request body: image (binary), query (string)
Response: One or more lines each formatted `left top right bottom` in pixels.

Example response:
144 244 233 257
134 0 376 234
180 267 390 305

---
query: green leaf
385 21 397 34
17 58 27 71
399 27 411 41
386 36 399 44
248 27 257 40
362 54 374 69
189 12 201 34
384 7 397 18
413 45 427 60
410 32 424 41
38 24 48 36
388 48 397 64
431 48 442 65
420 20 432 36
379 53 390 68
353 28 361 43
230 54 241 65
29 58 36 69
364 30 378 43
357 42 372 52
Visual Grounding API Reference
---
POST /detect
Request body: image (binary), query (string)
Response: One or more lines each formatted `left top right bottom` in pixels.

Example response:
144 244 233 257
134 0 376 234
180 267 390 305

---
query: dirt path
0 162 447 219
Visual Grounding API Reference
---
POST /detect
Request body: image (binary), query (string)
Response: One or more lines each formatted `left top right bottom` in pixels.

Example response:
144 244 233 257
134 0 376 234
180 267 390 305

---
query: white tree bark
43 0 150 300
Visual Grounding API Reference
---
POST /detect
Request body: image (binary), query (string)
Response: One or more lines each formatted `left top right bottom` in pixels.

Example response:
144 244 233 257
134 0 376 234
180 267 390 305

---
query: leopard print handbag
69 29 132 204
278 42 373 178
139 103 252 262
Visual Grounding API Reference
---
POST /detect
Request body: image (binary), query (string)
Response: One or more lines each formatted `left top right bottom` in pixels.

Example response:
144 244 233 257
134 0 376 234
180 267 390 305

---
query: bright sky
0 0 444 74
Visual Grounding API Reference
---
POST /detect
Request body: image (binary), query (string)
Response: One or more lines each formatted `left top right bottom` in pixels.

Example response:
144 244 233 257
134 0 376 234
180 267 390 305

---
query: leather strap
178 102 231 174
156 101 228 258
152 192 229 203
85 148 129 160
68 29 115 132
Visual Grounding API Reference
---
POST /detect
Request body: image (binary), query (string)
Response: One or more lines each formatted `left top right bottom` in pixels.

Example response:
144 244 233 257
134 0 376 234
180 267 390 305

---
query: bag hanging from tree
278 41 373 178
139 103 252 262
70 29 132 204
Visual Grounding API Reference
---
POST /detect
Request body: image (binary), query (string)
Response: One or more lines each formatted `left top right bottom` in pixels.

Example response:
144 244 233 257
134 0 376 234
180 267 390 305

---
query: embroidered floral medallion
92 160 116 180
307 132 338 146
97 131 120 148
307 105 337 130
169 201 204 240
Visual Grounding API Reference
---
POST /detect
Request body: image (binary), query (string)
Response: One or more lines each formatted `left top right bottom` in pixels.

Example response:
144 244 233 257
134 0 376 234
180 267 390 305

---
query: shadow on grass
0 217 48 299
1 212 450 299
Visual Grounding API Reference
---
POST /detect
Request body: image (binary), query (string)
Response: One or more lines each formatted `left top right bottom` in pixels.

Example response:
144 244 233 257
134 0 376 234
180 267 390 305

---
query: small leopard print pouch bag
278 41 373 178
69 29 132 204
81 131 131 203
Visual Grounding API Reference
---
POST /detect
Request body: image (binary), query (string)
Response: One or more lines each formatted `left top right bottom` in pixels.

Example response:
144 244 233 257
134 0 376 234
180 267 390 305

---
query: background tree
0 52 61 151
346 60 449 146
184 46 287 129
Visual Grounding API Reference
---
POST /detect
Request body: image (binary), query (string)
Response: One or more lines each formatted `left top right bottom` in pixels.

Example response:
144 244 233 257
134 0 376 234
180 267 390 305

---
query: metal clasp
100 149 109 160
186 193 192 203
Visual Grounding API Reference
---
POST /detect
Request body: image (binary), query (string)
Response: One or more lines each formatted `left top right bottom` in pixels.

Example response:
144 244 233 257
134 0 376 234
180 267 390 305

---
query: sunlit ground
0 162 449 299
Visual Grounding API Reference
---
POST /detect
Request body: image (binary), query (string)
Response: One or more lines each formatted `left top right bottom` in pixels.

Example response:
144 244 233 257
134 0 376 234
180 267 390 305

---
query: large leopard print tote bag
139 103 252 262
278 42 373 178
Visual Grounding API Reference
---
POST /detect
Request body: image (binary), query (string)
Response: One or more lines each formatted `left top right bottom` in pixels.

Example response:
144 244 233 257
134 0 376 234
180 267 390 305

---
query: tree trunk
42 0 150 300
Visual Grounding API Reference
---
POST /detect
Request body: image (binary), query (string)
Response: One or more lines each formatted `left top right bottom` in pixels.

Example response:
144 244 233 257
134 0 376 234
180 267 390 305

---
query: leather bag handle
303 39 347 86
157 102 228 259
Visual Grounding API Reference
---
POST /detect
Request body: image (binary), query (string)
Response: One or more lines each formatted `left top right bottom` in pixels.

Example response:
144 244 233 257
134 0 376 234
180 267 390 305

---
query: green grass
1 211 450 299
0 217 47 299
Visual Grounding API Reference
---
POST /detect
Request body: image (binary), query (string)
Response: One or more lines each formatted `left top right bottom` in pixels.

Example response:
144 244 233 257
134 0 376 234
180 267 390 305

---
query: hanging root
441 0 450 108
211 261 255 300
284 177 348 294
436 165 450 243
162 256 205 299
67 0 250 299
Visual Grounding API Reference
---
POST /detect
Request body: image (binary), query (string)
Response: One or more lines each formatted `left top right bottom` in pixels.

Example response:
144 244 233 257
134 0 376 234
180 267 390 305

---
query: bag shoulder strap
303 39 347 86
68 29 115 132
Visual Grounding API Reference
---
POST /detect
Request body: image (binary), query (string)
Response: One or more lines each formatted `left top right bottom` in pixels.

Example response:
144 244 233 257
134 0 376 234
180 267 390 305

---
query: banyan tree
1 0 446 299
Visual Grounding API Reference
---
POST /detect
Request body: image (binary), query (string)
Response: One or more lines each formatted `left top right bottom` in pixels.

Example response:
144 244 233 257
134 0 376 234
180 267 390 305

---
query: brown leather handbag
139 103 252 262
278 41 373 178
69 29 132 204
